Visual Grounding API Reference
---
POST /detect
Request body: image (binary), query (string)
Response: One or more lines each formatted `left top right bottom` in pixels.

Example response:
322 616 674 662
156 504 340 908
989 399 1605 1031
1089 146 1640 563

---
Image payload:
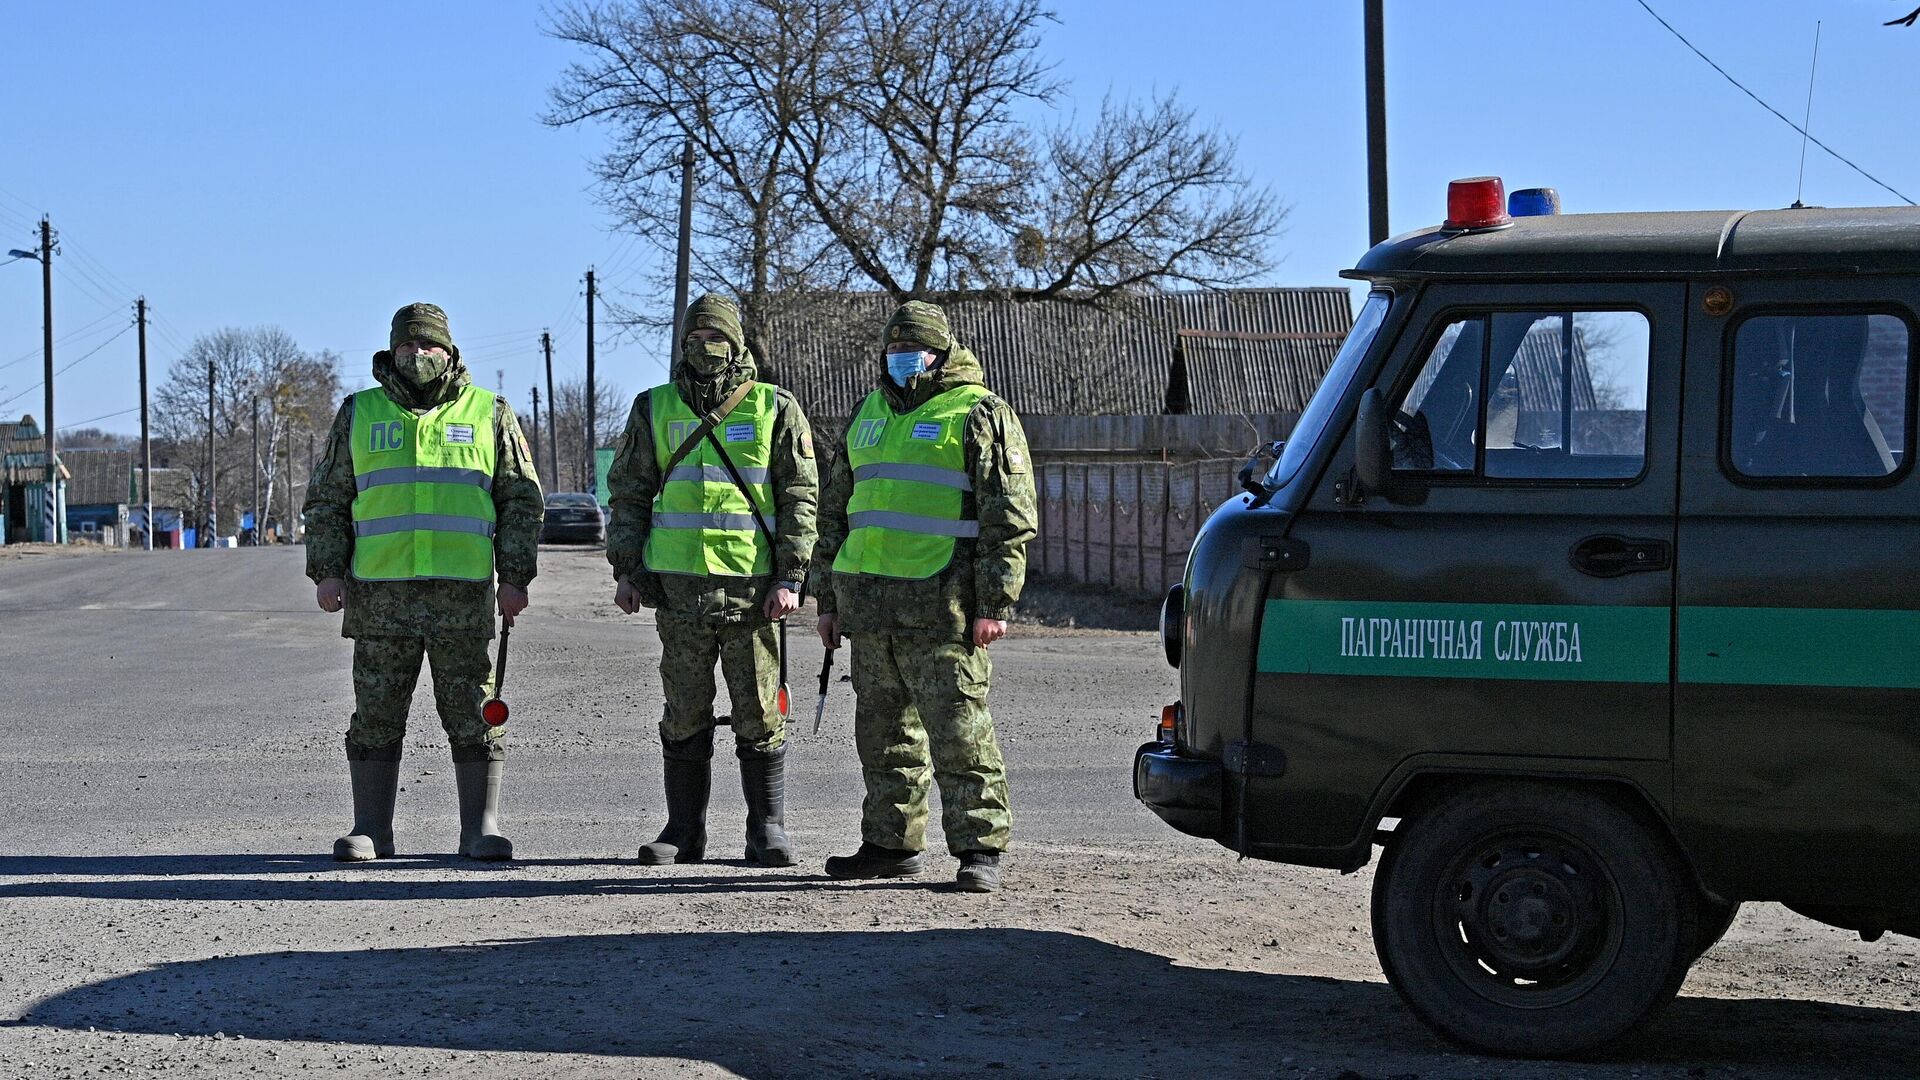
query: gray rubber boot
739 742 795 867
453 756 513 861
638 730 712 865
334 750 401 862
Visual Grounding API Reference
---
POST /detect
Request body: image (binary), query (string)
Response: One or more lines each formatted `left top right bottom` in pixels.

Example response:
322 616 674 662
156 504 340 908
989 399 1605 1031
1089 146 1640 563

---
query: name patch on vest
725 422 755 443
910 422 942 441
368 421 404 452
445 424 475 445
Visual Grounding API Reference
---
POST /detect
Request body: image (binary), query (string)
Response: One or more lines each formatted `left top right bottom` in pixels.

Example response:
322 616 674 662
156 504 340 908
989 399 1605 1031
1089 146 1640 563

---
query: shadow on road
12 929 1920 1077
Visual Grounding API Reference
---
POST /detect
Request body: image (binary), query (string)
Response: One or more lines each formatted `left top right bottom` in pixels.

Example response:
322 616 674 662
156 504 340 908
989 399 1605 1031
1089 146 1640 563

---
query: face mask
887 350 928 387
683 340 733 377
393 347 450 387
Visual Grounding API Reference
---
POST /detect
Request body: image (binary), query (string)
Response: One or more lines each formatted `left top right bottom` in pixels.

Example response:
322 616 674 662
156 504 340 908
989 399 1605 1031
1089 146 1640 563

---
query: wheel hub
1448 841 1610 991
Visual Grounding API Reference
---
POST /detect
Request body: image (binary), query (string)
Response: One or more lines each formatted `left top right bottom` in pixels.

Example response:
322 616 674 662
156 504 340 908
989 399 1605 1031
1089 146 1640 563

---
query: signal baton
483 616 511 727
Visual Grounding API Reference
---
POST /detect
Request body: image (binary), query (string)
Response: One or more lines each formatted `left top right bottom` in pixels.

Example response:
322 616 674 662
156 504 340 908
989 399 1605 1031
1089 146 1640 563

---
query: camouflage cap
390 302 457 356
882 300 953 353
684 293 746 354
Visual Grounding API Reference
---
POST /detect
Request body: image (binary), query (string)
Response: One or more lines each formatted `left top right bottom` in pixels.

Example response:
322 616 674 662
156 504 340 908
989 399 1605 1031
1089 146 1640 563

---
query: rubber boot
638 730 712 865
739 743 795 867
333 750 401 862
824 842 925 879
453 755 513 861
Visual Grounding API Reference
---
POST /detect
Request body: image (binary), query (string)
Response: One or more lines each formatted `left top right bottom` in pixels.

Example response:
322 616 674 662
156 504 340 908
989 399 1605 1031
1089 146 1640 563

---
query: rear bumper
1133 740 1224 839
541 524 605 543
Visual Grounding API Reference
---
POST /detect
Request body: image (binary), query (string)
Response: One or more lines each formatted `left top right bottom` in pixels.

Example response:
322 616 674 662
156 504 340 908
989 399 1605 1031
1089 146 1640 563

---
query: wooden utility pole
1364 0 1389 247
136 297 151 550
529 385 542 481
541 331 558 491
672 137 694 346
585 268 597 494
206 359 217 544
38 216 57 542
251 394 260 545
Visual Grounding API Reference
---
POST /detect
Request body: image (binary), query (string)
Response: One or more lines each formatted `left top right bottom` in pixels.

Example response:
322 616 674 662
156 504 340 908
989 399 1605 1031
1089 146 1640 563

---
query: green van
1135 178 1920 1056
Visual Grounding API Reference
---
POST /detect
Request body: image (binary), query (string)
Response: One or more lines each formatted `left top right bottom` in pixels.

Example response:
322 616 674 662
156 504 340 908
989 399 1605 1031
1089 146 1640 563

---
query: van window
1391 310 1651 481
1727 313 1910 480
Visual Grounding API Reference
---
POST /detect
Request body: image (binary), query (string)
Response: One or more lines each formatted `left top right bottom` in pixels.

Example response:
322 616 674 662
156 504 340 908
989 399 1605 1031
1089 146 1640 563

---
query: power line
0 309 124 371
0 324 135 410
62 404 141 429
1634 0 1916 206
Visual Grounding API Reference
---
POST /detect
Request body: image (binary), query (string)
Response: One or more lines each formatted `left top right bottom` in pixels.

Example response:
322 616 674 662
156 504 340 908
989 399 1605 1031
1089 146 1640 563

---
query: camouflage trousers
347 635 503 762
849 632 1011 855
656 613 786 753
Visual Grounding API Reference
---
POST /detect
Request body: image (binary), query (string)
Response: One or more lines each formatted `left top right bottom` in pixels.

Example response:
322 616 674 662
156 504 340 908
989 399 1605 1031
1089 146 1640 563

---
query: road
0 546 1914 1079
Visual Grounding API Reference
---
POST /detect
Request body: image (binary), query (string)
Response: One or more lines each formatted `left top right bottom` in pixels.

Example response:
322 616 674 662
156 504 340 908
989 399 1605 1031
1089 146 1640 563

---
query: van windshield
1265 290 1391 488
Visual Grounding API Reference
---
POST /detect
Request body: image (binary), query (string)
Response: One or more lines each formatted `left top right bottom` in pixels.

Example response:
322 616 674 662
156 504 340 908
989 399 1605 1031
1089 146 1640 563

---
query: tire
1371 781 1698 1058
1691 896 1741 960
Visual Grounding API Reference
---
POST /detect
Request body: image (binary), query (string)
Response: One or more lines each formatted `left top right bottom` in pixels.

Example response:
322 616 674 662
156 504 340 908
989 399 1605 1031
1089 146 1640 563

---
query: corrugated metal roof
765 287 1353 422
62 448 135 506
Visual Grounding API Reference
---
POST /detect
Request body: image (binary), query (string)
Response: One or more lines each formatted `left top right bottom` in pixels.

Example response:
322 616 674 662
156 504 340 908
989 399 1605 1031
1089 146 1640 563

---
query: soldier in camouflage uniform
304 303 545 862
607 293 818 866
815 300 1037 893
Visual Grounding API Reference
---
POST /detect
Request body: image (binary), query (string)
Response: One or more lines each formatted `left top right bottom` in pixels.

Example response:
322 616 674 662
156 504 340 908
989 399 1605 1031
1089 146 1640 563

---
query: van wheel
1371 782 1697 1057
1692 896 1741 959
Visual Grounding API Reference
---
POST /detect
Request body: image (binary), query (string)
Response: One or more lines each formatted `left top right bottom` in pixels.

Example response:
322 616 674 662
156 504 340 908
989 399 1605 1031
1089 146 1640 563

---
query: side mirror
1354 388 1426 506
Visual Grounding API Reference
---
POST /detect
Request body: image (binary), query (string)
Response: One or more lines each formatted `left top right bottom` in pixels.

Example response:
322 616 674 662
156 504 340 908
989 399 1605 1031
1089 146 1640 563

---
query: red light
777 685 791 719
482 699 509 727
1444 176 1511 231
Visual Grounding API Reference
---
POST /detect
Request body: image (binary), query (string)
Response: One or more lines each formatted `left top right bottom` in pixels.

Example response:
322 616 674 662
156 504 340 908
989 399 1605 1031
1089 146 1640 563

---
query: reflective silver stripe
354 514 496 538
851 463 972 491
666 464 771 485
848 510 980 538
355 466 494 492
652 511 761 531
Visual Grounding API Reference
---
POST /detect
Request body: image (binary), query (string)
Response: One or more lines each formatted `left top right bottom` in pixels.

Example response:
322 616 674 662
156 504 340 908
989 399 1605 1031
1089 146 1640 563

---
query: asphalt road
0 546 1915 1079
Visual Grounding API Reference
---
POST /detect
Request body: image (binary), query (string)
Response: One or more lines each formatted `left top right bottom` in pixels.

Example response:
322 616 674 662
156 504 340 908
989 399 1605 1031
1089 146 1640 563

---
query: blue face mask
886 350 928 387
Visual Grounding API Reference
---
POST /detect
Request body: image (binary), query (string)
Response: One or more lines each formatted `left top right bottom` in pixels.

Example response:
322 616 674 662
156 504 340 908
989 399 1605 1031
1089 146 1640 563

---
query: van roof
1345 206 1920 281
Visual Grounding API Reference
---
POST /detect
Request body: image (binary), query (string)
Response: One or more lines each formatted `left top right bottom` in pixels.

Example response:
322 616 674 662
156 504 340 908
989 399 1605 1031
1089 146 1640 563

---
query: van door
1675 281 1920 906
1248 282 1685 860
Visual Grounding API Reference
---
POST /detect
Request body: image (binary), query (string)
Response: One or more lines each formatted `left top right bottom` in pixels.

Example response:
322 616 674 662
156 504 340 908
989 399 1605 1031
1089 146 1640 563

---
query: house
0 415 68 544
61 448 135 546
766 287 1356 430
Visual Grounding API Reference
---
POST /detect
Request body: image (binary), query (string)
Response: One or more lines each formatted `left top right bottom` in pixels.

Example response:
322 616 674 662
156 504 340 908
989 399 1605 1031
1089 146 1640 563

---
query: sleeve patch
799 431 815 458
1003 444 1028 473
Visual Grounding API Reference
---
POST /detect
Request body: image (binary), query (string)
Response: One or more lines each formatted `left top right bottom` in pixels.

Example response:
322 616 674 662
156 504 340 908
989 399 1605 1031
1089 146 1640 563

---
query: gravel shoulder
0 546 1914 1079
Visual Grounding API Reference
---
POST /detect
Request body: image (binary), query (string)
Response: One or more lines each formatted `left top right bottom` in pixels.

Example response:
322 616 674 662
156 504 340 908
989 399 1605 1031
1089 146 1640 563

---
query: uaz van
1135 178 1920 1056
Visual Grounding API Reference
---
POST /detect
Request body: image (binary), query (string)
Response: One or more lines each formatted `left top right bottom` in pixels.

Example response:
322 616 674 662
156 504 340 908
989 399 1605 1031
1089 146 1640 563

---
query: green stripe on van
1679 606 1920 689
1257 600 1670 683
1257 600 1920 688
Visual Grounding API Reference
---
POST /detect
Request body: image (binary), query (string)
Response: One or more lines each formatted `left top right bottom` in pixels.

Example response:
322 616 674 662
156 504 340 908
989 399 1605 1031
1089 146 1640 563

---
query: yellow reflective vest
833 384 991 580
348 385 498 582
643 382 777 577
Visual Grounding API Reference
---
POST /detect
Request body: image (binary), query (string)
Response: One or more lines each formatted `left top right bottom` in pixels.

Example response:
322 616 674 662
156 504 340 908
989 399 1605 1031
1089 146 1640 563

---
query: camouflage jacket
605 352 819 625
303 353 545 640
812 342 1037 641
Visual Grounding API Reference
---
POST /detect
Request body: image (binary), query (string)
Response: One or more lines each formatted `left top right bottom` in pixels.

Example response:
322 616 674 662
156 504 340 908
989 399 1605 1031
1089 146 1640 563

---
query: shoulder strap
661 380 757 475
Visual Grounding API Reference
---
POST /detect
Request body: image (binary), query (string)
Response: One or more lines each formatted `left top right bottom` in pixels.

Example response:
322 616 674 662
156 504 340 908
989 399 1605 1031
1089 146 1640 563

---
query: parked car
1136 177 1920 1057
541 492 606 545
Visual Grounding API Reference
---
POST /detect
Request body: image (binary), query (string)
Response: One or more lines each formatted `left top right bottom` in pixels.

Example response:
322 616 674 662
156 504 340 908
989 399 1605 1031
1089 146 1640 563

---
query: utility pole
37 216 58 543
541 331 558 492
285 419 294 543
206 359 217 544
585 268 597 495
136 297 151 551
529 385 542 481
1364 0 1390 247
251 394 260 545
672 137 694 345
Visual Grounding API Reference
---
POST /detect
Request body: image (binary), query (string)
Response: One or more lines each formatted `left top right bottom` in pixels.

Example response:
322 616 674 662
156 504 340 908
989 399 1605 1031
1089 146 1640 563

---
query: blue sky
3 0 1917 436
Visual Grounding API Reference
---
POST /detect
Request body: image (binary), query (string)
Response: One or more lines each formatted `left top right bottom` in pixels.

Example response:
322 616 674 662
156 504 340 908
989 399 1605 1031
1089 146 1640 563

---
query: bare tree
153 327 340 539
547 373 629 495
545 0 1285 335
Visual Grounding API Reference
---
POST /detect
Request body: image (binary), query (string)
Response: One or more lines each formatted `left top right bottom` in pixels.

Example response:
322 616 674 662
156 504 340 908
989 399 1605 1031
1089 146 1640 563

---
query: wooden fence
1034 458 1250 597
1022 411 1298 461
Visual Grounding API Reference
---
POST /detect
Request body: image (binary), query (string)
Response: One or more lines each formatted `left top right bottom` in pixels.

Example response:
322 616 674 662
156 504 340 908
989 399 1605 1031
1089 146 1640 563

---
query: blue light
1508 187 1561 217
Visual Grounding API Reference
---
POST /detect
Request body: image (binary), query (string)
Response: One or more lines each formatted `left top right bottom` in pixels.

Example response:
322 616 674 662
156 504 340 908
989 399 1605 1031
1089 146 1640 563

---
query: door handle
1570 534 1671 578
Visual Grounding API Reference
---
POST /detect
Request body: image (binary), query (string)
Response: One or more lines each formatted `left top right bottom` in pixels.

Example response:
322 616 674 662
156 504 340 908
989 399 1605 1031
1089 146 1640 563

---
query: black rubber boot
825 841 925 879
638 730 712 865
334 746 401 862
955 851 1002 893
453 755 513 861
739 742 795 867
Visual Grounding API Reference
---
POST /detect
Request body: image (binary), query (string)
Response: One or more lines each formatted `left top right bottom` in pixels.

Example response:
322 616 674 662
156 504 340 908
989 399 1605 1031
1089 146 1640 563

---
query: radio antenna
1793 20 1822 208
